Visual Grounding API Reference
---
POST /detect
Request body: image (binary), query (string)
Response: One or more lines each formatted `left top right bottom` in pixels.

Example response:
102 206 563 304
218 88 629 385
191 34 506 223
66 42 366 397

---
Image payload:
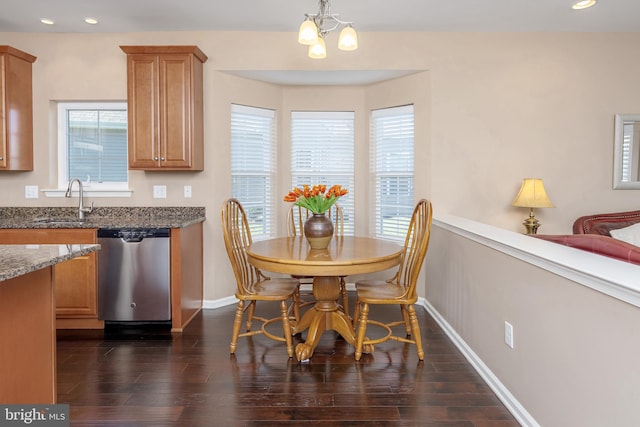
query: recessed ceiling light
84 17 98 25
572 0 597 10
40 18 54 25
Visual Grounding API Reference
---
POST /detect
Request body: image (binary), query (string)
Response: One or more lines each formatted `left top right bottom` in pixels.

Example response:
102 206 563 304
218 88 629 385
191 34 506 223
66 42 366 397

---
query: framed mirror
613 114 640 189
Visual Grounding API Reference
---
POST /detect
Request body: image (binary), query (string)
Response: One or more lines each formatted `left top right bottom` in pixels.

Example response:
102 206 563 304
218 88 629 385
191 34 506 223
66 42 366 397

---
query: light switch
184 185 192 198
25 185 39 199
153 185 167 199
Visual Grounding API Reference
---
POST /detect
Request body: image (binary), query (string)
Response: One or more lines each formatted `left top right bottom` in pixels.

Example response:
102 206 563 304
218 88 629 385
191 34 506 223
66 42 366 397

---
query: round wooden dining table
247 236 403 361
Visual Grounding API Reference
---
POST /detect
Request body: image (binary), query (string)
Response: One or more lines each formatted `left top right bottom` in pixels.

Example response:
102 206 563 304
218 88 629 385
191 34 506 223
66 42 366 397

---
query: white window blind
291 111 355 235
622 123 639 182
57 102 128 190
370 105 415 240
231 104 276 238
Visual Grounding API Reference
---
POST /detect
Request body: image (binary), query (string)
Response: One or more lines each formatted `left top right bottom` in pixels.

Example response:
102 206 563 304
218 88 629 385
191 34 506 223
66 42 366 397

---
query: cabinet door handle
153 156 159 161
0 157 3 160
160 157 166 161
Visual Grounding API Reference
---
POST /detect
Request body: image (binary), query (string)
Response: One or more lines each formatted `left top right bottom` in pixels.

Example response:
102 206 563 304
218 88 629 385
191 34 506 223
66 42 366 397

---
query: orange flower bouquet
283 184 348 214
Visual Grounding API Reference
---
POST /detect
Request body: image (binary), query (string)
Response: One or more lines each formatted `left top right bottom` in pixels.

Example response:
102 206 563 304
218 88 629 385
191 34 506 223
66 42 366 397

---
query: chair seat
355 280 413 303
238 279 299 300
355 279 382 289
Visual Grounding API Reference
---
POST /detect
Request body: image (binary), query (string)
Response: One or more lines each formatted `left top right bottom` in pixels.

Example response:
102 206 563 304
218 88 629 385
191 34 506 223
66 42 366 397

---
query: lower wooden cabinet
53 248 97 318
169 221 203 332
0 229 101 329
0 222 204 331
0 267 57 403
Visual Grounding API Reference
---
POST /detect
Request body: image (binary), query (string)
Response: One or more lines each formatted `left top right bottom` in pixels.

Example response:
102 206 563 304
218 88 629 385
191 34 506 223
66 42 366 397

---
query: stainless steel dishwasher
97 228 171 323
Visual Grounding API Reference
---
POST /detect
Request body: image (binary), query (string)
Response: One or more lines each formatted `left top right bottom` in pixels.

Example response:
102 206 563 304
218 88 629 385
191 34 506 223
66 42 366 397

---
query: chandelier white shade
298 0 358 59
338 25 358 51
308 37 327 59
298 18 319 45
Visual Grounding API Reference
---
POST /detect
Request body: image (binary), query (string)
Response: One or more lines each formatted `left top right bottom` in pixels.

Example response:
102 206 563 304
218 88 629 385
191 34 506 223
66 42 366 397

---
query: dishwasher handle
98 228 170 241
119 231 146 243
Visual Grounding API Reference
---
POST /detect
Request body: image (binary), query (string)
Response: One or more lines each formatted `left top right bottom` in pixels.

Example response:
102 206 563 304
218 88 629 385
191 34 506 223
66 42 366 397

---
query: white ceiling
2 0 639 33
2 0 638 85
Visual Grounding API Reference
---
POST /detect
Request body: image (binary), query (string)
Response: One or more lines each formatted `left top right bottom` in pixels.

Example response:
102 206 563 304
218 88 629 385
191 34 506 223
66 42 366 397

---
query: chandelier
297 0 358 59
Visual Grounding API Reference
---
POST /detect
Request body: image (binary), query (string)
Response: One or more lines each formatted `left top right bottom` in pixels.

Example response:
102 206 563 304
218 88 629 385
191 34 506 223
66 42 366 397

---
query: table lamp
511 178 555 234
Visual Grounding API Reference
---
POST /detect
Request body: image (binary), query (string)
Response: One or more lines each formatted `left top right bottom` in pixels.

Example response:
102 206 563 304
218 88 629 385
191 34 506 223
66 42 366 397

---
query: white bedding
610 222 640 247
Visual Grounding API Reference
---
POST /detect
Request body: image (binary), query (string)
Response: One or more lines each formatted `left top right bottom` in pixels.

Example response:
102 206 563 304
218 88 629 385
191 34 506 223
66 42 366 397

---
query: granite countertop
0 206 206 229
0 244 100 282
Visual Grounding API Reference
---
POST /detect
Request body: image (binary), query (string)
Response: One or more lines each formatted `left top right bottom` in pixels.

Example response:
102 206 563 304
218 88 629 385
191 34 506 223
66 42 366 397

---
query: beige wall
428 33 640 234
1 31 640 301
424 220 640 426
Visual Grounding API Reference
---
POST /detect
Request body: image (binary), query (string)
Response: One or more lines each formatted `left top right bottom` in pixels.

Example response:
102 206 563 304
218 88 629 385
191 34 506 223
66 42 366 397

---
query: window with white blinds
57 102 128 190
370 105 415 240
231 104 276 238
291 111 355 235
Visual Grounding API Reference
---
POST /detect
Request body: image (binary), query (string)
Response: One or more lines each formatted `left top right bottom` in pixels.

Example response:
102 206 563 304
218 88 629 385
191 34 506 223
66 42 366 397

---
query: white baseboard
203 295 237 309
418 297 538 427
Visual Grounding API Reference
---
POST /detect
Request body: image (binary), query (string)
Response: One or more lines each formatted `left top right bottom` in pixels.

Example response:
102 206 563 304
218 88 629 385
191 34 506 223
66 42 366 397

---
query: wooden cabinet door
127 54 161 169
0 54 6 169
54 251 97 317
160 54 193 168
0 46 36 171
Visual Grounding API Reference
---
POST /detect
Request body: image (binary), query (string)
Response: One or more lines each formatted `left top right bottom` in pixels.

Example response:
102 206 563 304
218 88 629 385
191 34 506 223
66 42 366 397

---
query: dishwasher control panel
98 228 170 241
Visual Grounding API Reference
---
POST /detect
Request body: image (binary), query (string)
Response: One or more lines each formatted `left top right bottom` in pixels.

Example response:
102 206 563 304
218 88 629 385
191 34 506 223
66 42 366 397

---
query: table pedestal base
293 276 372 361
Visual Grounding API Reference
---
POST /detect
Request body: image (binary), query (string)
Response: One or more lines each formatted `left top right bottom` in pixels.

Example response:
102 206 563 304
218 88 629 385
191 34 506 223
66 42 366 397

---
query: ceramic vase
304 213 334 249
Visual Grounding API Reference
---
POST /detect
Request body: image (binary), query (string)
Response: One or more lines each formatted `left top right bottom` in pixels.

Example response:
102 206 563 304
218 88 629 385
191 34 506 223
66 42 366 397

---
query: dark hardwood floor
56 294 520 426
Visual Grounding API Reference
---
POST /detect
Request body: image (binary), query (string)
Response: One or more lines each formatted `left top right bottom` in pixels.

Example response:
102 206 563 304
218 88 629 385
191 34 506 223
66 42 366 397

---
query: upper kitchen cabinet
0 46 36 171
120 46 207 171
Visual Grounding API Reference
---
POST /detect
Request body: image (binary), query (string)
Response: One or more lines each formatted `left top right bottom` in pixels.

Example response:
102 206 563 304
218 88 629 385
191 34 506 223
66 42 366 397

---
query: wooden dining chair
352 199 433 361
221 198 300 358
286 203 349 317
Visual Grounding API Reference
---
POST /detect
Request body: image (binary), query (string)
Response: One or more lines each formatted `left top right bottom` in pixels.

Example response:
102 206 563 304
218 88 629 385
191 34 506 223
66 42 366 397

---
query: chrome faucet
65 178 94 219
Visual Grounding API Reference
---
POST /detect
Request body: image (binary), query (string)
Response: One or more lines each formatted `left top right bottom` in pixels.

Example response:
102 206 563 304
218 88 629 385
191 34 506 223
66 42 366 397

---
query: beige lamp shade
512 178 555 208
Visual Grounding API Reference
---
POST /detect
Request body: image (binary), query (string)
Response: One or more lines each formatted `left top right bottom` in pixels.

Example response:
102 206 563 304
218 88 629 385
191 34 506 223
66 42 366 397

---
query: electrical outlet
504 321 514 349
25 185 39 199
153 185 167 199
184 185 192 198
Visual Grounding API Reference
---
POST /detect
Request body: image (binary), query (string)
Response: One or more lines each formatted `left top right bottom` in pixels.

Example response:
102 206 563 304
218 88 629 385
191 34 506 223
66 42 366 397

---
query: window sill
42 188 133 198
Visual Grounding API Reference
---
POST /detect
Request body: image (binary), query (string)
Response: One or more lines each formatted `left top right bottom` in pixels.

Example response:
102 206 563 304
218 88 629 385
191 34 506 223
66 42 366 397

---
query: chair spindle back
396 199 433 298
221 198 262 296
